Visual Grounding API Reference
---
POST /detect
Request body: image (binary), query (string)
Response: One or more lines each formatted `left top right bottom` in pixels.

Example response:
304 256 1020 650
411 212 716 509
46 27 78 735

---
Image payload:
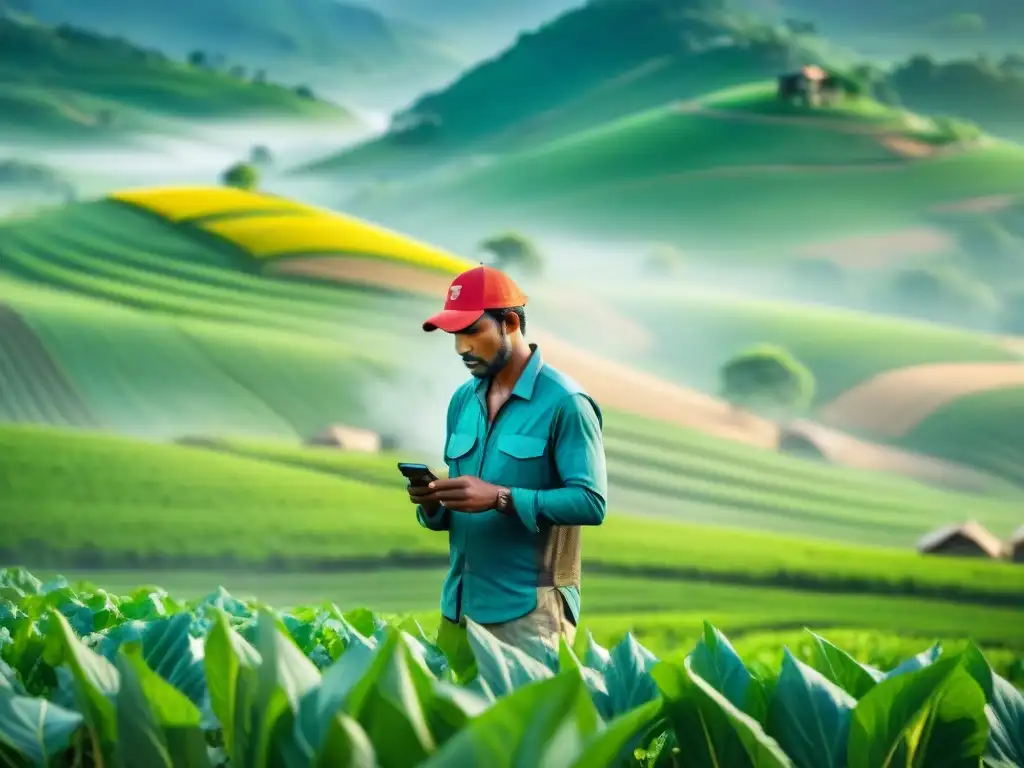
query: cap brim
422 309 485 333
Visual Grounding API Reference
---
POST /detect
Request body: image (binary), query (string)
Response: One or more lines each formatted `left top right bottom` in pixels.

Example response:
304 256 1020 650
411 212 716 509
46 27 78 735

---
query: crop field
206 412 1024 545
4 190 1020 454
1 567 1022 767
4 422 1024 603
38 567 1024 656
109 187 319 222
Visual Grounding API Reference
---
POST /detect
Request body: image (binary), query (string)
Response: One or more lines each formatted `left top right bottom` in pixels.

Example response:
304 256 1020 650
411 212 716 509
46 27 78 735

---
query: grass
3 422 1024 606
208 416 1024 547
896 386 1024 486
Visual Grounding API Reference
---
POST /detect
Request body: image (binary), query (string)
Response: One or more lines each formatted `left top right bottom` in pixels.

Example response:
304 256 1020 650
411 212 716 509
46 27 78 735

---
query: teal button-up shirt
416 344 607 626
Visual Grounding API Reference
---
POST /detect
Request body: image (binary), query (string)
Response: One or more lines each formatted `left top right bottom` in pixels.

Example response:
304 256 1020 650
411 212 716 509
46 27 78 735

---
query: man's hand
408 484 442 516
420 476 503 513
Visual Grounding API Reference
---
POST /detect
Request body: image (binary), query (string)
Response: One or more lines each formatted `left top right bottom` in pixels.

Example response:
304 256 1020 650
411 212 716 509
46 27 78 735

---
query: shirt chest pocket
445 432 478 477
494 434 549 488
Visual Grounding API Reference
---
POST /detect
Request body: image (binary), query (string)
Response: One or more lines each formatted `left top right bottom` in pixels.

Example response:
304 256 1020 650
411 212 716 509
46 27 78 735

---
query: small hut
777 65 840 107
1011 526 1024 563
307 424 383 453
916 521 1006 560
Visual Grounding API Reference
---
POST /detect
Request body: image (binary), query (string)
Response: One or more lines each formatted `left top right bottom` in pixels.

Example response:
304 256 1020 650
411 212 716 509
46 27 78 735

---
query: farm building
777 65 841 107
916 521 1007 559
1011 526 1024 563
305 423 397 454
307 424 390 453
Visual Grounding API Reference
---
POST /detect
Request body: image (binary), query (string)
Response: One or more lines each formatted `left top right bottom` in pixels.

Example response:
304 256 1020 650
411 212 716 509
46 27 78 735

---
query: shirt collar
475 343 543 401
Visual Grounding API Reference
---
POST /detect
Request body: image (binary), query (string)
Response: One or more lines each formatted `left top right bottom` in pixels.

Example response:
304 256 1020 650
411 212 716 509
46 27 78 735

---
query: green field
4 422 1024 602
347 84 1024 250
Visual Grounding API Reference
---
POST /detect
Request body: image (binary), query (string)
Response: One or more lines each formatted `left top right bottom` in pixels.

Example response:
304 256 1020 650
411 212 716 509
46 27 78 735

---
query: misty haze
1 0 1024 763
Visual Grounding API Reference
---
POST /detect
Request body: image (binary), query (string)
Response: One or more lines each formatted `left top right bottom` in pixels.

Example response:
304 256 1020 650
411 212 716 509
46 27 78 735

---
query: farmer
408 264 607 656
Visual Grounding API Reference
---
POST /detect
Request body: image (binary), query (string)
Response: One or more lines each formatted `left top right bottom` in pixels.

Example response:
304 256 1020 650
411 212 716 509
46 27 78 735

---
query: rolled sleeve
509 393 607 529
509 487 540 533
416 504 450 531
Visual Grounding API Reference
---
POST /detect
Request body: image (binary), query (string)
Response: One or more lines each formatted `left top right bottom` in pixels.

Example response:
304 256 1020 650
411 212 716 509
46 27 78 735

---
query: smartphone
397 462 438 487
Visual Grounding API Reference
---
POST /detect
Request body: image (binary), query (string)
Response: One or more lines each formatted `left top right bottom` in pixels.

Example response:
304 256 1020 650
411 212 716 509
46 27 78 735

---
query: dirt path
780 419 999 494
266 255 776 445
818 362 1024 438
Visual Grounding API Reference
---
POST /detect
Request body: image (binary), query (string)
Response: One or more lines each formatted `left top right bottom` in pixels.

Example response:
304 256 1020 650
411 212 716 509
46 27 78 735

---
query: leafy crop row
2 568 1021 767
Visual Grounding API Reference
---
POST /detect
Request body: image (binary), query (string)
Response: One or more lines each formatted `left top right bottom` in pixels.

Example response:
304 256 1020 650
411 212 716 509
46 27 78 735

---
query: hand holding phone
398 462 439 488
399 462 441 513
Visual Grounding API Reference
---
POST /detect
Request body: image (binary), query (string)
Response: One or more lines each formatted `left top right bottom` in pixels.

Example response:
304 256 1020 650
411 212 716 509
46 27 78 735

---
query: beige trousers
480 587 577 655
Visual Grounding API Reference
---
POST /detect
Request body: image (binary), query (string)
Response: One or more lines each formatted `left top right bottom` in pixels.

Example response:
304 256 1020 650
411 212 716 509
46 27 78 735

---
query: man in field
407 264 607 656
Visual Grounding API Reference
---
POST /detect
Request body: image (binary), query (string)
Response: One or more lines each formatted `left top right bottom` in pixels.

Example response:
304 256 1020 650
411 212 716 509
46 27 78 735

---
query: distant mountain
366 0 585 58
3 0 468 108
302 0 833 175
0 13 353 141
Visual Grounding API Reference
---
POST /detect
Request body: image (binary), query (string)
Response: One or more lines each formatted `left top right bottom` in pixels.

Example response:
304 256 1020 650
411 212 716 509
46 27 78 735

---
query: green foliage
478 231 544 276
249 145 273 167
220 162 260 191
891 56 1024 138
1 569 1022 768
718 344 815 417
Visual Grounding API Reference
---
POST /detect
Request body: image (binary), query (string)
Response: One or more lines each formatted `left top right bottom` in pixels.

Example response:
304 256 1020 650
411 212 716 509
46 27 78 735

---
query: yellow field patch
110 186 315 222
200 213 475 274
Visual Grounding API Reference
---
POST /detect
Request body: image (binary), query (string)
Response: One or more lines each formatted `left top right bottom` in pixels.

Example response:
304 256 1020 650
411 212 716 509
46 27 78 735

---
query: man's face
452 312 512 379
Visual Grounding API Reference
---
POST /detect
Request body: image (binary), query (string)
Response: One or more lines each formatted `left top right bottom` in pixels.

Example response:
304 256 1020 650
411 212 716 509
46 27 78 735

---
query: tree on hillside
718 345 815 420
478 232 544 276
250 145 273 167
294 85 315 100
187 50 207 68
220 162 259 190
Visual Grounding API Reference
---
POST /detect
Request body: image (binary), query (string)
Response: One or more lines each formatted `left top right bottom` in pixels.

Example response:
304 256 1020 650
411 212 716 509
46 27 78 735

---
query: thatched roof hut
916 521 1006 559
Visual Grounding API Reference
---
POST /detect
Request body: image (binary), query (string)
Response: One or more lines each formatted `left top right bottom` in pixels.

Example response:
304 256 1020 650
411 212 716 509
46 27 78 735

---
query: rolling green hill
301 0 827 176
3 0 465 107
0 14 353 140
344 81 1024 251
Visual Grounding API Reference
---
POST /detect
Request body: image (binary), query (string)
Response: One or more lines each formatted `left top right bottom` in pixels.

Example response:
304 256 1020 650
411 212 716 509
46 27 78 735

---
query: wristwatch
494 487 513 514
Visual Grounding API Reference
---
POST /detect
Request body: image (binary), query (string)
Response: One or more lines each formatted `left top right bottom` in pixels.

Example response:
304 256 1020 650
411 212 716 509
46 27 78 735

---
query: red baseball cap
422 265 528 332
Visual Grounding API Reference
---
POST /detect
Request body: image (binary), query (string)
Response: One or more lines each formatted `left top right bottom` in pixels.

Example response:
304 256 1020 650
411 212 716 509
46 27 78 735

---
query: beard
466 331 512 379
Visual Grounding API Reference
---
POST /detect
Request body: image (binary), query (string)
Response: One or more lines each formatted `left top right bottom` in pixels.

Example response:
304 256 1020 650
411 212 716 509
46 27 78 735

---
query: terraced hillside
1 185 1023 506
3 422 1023 595
344 83 1024 253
